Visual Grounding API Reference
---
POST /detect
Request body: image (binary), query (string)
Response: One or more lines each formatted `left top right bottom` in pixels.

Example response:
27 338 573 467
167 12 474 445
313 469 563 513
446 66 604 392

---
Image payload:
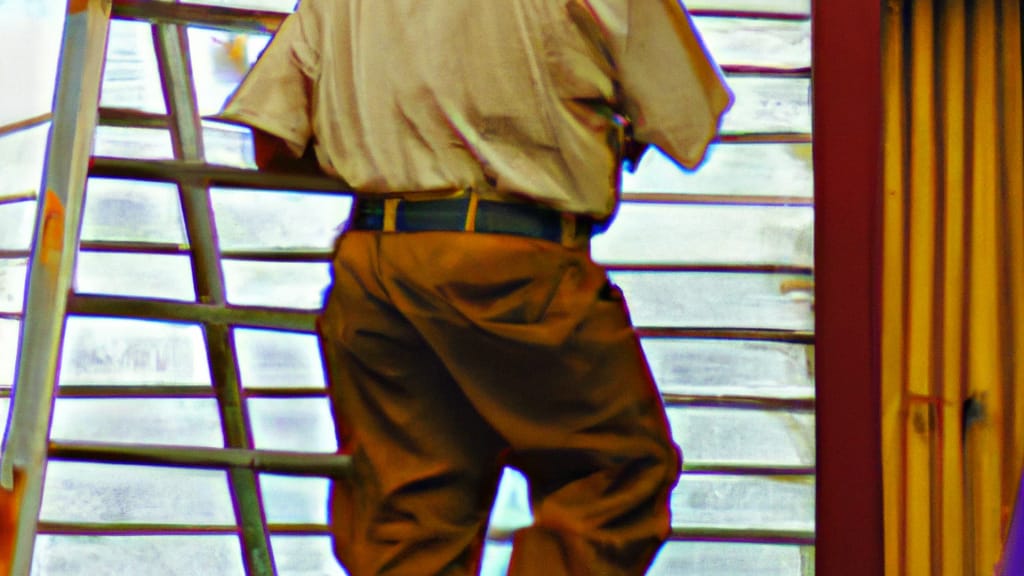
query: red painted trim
813 0 885 574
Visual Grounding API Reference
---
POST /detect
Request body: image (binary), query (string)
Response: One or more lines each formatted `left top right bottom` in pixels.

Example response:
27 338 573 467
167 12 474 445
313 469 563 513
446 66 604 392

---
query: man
220 1 731 574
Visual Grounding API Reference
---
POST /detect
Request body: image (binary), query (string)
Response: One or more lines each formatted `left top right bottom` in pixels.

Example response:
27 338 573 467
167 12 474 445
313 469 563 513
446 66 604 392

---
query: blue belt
349 197 593 245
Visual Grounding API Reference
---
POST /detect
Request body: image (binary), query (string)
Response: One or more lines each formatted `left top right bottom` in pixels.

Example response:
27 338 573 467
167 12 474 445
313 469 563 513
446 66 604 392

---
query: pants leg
319 232 506 576
503 281 680 575
320 230 680 576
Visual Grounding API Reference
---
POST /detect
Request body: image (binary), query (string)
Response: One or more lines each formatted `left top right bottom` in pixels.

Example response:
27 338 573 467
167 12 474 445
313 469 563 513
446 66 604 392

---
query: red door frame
813 0 884 574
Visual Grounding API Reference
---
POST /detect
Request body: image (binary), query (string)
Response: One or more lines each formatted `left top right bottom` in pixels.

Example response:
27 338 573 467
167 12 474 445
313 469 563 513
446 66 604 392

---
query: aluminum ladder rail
0 1 113 574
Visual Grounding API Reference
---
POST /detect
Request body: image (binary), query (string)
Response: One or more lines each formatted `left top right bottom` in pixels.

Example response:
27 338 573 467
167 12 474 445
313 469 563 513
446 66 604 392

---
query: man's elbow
252 129 322 175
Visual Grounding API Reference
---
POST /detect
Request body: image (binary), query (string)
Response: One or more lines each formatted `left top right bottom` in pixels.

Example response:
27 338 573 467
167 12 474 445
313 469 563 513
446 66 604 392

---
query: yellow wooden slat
966 0 1005 571
904 0 939 571
937 1 967 572
880 2 907 574
998 0 1024 536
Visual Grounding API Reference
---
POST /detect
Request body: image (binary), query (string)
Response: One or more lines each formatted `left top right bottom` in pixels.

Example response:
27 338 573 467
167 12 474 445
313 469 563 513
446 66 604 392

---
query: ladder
0 1 351 574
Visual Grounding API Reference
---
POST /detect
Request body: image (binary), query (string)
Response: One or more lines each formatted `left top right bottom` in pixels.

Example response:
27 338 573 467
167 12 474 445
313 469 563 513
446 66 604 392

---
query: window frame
812 0 885 573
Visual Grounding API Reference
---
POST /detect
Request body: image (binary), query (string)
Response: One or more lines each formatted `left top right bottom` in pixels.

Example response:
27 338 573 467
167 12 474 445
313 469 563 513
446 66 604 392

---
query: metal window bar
2 1 818 572
0 114 54 140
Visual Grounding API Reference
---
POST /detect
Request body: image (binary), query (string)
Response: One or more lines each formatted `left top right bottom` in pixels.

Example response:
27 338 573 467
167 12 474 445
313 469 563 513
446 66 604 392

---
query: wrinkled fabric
219 0 731 217
319 232 680 575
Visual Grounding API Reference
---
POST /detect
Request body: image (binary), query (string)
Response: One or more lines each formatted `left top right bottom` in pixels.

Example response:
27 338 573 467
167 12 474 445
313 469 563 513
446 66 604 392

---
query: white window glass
686 0 810 13
0 258 27 315
594 203 813 267
182 0 297 13
59 317 211 387
642 339 814 399
611 272 814 331
76 252 197 302
694 17 811 70
247 398 337 452
488 468 533 533
270 536 347 576
101 19 166 113
212 188 350 252
82 178 188 245
670 474 815 532
649 542 811 576
235 328 325 389
204 120 257 168
32 535 246 576
0 320 19 388
93 126 175 160
722 77 811 135
0 1 63 128
188 28 271 115
622 143 813 198
39 461 236 525
667 407 815 467
480 542 513 576
222 260 330 309
0 123 49 204
0 201 37 251
261 474 330 525
51 398 224 447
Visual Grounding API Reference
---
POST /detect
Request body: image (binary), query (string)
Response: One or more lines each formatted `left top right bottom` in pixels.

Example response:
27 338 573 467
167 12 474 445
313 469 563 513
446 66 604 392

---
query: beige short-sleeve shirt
219 0 732 218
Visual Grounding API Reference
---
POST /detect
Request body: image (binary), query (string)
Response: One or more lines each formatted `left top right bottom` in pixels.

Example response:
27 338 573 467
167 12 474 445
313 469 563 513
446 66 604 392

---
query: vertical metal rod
0 1 112 574
151 12 276 576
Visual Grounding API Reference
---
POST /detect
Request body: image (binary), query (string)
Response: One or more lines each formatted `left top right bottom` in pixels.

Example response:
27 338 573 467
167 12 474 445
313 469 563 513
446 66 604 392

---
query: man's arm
252 128 323 175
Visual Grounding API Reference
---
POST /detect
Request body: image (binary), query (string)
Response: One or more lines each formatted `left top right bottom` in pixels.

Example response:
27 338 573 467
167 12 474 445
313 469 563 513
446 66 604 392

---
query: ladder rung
98 108 171 129
111 0 288 33
67 294 318 332
89 157 353 194
48 440 349 477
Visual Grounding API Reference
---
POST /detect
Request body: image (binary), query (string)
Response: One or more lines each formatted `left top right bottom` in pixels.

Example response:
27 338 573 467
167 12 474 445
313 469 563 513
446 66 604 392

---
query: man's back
222 0 730 216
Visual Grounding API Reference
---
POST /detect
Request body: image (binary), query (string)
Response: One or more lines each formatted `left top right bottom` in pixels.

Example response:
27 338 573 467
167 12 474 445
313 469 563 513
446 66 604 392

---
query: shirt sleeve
615 0 733 170
215 4 320 158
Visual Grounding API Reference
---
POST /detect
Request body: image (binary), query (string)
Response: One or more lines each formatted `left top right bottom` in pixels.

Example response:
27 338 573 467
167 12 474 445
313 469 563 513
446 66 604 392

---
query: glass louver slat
642 338 814 399
31 535 248 576
693 16 811 70
75 252 198 302
50 398 225 447
622 142 813 198
667 406 815 468
611 271 814 331
39 461 237 525
81 178 189 245
58 317 212 387
594 203 813 267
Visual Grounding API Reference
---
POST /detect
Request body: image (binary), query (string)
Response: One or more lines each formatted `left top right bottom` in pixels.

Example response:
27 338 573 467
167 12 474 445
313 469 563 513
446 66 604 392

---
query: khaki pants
317 230 680 576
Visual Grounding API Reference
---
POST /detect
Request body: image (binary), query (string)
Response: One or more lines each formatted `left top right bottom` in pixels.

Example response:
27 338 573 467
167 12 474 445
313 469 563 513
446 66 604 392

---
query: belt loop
383 198 399 232
560 213 577 247
464 188 479 232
